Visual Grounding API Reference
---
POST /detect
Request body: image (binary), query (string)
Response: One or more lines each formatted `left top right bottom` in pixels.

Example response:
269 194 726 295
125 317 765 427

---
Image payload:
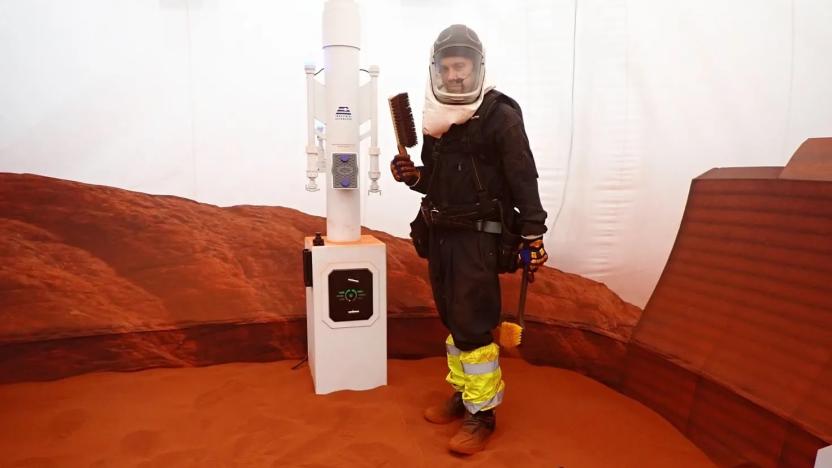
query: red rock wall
623 140 832 466
0 172 639 384
622 345 827 468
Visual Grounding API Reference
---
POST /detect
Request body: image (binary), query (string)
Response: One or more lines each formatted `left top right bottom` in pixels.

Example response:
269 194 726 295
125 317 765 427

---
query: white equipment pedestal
817 445 832 468
303 234 387 394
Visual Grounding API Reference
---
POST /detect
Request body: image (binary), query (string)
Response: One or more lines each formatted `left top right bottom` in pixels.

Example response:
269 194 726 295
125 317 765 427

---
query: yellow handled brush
498 261 531 349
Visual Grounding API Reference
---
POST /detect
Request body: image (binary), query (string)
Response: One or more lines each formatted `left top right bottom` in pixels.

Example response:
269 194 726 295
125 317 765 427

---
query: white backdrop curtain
2 0 831 307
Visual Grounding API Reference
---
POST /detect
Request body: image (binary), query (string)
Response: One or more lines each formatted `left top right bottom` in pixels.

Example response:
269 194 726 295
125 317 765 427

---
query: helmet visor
430 46 484 105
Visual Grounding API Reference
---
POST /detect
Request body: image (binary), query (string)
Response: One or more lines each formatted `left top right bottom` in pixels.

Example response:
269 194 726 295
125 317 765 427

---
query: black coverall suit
408 90 548 352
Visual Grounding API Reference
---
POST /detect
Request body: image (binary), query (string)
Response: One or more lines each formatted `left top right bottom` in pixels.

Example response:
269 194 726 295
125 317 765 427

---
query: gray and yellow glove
519 238 548 282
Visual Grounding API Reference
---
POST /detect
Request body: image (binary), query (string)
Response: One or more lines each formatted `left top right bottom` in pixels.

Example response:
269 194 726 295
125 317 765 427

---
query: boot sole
448 428 494 454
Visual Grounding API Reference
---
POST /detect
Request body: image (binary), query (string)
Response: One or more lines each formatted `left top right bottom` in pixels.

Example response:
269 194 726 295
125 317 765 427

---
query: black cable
291 355 308 370
548 0 579 233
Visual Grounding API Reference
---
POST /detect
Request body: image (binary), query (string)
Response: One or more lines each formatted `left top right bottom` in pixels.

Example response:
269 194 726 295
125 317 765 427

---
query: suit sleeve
407 136 434 195
494 108 548 238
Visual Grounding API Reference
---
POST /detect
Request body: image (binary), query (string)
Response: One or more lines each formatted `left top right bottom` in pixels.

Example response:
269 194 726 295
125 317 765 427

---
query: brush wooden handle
396 144 409 158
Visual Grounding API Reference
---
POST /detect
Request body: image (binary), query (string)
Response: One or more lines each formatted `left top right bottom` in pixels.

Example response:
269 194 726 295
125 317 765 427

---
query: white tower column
323 0 361 242
302 0 387 395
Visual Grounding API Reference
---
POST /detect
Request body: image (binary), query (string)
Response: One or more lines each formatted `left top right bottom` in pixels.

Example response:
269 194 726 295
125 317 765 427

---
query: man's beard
446 80 466 93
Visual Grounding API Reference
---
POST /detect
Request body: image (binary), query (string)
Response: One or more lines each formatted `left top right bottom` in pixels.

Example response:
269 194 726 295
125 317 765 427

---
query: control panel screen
328 268 373 322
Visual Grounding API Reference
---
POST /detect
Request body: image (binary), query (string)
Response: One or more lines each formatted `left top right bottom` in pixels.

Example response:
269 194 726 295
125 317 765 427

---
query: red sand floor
0 357 714 467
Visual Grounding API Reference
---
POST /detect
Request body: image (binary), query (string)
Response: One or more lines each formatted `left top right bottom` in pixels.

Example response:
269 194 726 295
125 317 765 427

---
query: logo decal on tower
335 106 352 120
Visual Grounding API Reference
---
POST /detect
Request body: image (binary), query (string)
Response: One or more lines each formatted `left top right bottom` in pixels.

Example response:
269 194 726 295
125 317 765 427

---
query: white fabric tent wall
1 0 831 308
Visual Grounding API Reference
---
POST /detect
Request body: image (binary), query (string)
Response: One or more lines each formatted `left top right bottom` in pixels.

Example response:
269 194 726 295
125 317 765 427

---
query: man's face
438 55 476 94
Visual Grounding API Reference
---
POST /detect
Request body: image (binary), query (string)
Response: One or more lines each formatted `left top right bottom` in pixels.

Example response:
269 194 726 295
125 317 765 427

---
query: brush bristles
388 93 418 148
497 321 523 349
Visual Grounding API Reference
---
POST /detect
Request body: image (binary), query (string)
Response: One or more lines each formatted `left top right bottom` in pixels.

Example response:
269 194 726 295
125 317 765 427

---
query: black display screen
328 268 373 322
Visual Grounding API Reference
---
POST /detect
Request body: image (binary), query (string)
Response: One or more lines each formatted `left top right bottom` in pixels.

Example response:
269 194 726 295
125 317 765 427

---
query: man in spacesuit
391 24 548 454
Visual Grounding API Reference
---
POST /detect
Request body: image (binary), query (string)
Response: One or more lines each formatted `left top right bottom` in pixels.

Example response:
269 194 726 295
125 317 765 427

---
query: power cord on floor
292 355 308 370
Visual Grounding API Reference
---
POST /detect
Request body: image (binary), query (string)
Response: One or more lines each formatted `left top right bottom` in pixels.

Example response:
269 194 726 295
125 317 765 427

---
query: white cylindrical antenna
304 63 320 192
368 64 381 194
322 0 361 241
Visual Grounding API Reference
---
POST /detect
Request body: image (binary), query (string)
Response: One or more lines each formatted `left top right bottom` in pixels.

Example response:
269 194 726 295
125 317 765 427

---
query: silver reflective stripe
462 359 499 375
464 389 505 413
446 344 461 356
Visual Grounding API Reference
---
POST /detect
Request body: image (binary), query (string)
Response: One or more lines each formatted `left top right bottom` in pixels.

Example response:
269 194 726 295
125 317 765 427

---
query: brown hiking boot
424 392 465 424
448 409 496 455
